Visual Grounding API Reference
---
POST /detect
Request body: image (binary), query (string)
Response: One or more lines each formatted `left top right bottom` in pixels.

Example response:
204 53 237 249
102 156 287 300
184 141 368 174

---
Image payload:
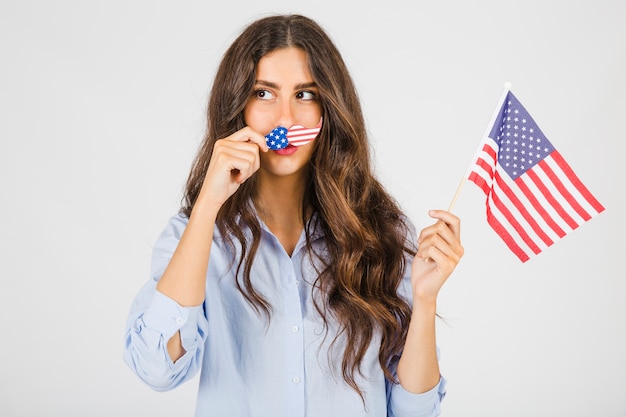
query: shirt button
175 317 184 325
291 325 299 332
292 376 301 384
295 280 300 286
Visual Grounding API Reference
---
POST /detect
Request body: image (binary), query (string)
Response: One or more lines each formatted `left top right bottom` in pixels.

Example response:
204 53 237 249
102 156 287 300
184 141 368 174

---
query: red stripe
482 143 497 162
494 171 554 247
486 205 530 262
515 175 566 238
525 168 579 230
474 157 494 179
551 151 605 213
490 185 542 255
538 158 591 221
468 171 491 195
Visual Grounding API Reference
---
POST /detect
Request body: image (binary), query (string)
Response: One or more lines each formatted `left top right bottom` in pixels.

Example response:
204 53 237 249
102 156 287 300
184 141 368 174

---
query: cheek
244 105 277 135
292 106 322 128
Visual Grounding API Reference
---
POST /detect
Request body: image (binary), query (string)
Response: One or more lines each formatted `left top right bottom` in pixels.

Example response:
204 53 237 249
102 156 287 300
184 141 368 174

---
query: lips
273 144 298 156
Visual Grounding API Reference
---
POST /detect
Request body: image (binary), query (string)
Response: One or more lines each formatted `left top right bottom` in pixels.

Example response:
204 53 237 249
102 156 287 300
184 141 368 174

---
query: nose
276 99 295 128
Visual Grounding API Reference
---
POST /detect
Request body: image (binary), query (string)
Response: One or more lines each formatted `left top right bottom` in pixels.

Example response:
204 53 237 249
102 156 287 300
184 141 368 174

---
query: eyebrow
254 80 318 90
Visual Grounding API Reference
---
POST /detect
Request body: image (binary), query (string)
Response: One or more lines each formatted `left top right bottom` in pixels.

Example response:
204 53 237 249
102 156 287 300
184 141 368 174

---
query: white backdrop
1 1 624 416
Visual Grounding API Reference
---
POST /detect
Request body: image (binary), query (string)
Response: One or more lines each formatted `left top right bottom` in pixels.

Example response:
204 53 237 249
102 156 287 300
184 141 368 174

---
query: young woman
124 14 463 417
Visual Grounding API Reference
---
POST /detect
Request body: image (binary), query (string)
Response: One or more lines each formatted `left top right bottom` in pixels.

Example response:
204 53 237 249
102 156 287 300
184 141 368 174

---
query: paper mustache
264 117 323 150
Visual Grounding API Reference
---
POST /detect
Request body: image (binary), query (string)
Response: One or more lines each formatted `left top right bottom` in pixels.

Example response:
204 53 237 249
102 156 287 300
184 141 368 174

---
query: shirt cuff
389 376 447 417
141 290 203 342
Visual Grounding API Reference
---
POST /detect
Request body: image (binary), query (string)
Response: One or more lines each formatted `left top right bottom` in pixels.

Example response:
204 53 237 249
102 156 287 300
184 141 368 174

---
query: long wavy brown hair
182 14 415 398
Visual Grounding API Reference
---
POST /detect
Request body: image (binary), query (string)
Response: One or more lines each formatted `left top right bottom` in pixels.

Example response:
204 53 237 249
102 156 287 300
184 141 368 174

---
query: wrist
412 297 437 316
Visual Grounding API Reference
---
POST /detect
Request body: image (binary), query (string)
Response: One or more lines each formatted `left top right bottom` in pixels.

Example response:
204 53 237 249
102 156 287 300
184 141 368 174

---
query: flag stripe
287 121 322 146
468 171 490 195
533 161 587 226
467 142 498 194
495 170 555 247
492 169 553 253
543 156 603 218
485 203 531 262
526 168 579 230
499 166 563 244
539 157 591 221
490 184 543 254
551 151 605 213
514 172 567 238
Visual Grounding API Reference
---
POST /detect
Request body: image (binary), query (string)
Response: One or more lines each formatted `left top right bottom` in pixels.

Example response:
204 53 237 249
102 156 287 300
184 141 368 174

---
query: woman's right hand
198 127 269 208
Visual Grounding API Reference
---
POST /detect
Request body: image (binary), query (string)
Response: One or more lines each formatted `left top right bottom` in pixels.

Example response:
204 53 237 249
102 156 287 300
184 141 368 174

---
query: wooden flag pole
447 176 467 212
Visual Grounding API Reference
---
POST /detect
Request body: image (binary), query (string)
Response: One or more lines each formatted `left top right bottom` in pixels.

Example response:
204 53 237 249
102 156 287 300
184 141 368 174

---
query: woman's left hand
411 210 464 303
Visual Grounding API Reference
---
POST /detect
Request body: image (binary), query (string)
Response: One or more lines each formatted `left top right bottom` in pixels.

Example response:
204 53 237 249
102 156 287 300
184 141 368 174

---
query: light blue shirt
124 212 446 417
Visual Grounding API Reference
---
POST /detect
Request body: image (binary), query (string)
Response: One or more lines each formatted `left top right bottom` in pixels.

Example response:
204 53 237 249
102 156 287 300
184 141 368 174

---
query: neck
255 172 308 255
256 173 306 222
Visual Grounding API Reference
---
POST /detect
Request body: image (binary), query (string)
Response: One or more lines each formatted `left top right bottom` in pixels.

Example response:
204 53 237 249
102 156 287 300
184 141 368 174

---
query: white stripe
515 171 574 235
486 190 535 258
496 166 562 244
542 157 600 217
492 167 551 251
533 161 585 227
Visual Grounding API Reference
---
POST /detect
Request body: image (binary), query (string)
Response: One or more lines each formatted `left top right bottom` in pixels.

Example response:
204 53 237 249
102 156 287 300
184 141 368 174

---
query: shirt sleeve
123 213 209 391
387 376 447 417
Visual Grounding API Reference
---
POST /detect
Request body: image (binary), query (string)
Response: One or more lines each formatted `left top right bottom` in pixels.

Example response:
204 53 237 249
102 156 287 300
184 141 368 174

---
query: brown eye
296 90 316 101
255 89 274 100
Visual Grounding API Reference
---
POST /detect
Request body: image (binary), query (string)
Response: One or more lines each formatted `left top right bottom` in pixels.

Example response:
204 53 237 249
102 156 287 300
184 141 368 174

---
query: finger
209 143 261 186
218 150 260 182
216 141 261 168
416 241 462 274
418 233 463 262
428 210 461 239
418 211 461 243
226 127 269 152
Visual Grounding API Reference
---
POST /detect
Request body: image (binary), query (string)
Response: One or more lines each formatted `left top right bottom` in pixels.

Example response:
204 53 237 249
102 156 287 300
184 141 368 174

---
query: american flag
467 88 605 262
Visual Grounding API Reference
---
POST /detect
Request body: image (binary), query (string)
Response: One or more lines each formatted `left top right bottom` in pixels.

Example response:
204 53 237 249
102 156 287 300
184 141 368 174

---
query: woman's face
244 47 322 181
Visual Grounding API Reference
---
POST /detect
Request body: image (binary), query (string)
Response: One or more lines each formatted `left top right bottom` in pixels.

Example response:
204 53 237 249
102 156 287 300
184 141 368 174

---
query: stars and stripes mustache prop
264 117 323 151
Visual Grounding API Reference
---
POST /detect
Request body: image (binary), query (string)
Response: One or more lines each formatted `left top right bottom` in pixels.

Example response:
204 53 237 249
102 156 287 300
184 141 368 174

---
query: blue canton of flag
490 94 555 180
